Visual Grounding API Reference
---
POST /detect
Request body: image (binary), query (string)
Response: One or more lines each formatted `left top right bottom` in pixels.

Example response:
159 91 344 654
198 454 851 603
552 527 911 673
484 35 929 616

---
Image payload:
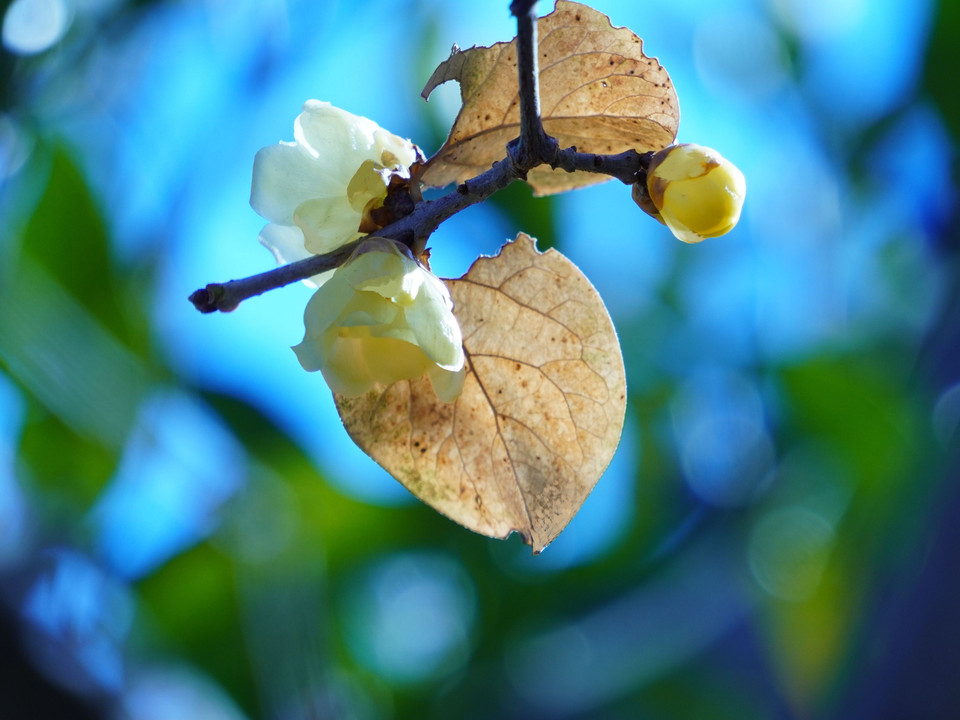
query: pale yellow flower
251 100 420 283
294 238 465 402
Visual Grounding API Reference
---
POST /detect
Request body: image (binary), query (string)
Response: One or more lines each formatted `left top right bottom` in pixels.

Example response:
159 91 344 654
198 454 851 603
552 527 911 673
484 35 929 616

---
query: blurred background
1 0 958 717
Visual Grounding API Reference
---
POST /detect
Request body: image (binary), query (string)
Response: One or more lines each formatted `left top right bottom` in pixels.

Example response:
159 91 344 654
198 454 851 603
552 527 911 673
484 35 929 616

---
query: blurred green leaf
488 181 558 251
200 390 462 570
0 143 151 509
21 148 133 340
0 148 153 501
136 542 258 715
760 544 859 712
924 0 960 140
624 382 697 561
18 407 118 508
640 667 771 720
780 357 918 491
770 355 927 707
0 258 150 449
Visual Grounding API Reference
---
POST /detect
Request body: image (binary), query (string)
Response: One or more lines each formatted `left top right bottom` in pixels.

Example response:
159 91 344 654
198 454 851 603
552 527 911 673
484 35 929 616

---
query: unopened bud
634 143 746 244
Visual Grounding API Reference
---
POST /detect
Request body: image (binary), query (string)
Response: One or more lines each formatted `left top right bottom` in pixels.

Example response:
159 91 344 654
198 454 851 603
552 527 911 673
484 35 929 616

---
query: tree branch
188 241 360 313
189 155 519 313
509 0 557 170
188 1 652 314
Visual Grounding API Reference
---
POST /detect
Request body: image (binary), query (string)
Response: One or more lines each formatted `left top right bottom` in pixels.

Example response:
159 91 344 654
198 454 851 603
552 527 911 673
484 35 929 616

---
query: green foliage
925 0 960 141
136 542 259 714
23 149 129 340
18 410 118 508
1 146 152 504
490 181 559 250
781 356 919 489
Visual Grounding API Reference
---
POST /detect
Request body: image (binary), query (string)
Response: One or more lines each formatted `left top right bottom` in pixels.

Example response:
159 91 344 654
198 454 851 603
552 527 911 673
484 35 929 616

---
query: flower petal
360 337 432 387
346 159 390 213
293 237 465 402
337 291 400 328
318 336 431 397
251 142 343 226
295 100 376 182
297 271 357 363
372 127 420 174
427 365 467 403
403 275 464 371
343 241 421 300
293 196 364 255
251 101 421 264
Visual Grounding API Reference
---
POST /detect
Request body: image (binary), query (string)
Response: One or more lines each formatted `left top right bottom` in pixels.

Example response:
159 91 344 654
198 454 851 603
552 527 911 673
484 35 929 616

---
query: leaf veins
335 233 627 553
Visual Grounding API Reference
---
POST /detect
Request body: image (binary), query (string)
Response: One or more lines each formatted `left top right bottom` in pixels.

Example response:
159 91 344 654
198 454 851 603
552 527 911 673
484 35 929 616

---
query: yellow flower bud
293 238 466 402
635 143 746 244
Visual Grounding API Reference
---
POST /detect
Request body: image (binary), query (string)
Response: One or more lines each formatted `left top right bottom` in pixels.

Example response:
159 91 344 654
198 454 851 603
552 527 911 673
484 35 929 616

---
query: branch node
189 284 236 314
511 0 555 173
506 140 530 179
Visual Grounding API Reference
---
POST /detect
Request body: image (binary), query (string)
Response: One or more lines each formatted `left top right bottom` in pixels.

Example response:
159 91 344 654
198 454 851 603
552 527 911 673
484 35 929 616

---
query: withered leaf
335 234 626 553
420 0 679 196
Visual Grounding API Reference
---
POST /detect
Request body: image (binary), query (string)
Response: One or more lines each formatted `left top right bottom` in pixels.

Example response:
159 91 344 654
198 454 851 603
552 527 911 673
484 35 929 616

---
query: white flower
293 238 466 402
634 143 746 244
251 100 421 284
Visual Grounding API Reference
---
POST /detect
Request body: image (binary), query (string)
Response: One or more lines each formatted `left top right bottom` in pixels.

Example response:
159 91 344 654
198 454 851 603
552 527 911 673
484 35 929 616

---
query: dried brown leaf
334 233 626 553
420 0 679 196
